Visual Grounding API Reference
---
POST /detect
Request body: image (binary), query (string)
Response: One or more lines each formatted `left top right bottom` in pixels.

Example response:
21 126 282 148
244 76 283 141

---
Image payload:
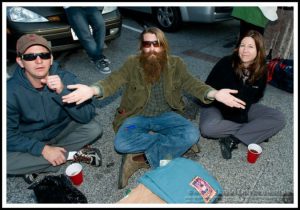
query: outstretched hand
215 89 246 109
62 84 94 105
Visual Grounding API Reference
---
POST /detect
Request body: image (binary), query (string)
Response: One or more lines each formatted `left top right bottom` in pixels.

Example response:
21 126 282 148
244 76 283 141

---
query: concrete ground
4 17 296 207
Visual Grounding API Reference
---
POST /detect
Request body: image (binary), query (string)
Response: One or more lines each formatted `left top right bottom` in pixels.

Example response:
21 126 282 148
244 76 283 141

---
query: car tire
153 7 181 32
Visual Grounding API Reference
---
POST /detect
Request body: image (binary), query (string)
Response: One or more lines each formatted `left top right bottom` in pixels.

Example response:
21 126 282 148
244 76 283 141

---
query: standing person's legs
86 7 106 59
65 7 98 61
7 114 103 175
115 112 199 169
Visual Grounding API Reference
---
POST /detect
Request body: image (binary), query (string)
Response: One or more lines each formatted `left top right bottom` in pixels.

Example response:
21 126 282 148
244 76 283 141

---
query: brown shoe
190 143 200 153
184 143 200 157
118 153 150 189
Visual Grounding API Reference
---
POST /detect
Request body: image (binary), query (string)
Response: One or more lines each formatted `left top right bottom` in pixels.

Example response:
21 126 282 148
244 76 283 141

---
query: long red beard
140 51 167 84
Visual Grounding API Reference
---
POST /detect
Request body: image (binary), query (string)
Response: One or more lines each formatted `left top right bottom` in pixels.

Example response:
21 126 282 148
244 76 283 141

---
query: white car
7 6 122 56
120 6 233 32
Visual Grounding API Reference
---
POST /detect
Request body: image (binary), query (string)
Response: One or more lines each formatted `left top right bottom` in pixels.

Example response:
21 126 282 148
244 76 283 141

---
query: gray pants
199 104 286 145
7 114 103 175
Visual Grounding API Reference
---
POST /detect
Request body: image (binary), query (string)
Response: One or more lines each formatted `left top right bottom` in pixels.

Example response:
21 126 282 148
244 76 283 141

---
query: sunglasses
21 52 51 61
142 40 160 48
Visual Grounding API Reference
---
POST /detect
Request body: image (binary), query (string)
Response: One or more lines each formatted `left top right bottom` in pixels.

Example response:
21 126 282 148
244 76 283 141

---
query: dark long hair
232 30 266 84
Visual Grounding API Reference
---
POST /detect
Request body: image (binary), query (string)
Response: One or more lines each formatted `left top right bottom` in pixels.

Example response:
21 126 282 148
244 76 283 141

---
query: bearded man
61 27 246 188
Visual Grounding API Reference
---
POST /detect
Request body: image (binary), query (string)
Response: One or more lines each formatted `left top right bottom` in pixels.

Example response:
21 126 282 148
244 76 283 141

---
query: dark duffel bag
267 58 293 93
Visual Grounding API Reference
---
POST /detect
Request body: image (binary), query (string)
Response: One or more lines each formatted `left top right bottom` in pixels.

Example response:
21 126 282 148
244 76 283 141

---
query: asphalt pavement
4 17 296 207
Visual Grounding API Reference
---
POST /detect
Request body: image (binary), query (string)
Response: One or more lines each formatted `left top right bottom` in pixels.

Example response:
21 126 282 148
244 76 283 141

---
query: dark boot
219 135 240 160
118 153 150 189
229 135 241 149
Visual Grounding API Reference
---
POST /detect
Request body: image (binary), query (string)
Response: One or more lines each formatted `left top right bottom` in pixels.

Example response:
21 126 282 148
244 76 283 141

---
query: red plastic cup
66 163 83 185
247 144 262 164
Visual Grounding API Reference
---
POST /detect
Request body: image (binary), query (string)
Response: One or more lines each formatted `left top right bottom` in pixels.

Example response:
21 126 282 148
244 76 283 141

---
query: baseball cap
16 34 52 55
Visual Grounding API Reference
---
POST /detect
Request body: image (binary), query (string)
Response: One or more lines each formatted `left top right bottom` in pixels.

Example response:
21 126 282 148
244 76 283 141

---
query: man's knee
91 122 103 137
88 115 103 140
186 125 200 145
114 138 129 153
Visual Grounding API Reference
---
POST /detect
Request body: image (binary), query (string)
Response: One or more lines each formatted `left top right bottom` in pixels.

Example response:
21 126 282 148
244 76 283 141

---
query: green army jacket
92 55 215 132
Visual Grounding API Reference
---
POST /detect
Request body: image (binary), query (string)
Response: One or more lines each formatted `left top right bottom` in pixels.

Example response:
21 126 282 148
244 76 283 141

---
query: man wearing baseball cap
16 33 52 56
7 34 103 184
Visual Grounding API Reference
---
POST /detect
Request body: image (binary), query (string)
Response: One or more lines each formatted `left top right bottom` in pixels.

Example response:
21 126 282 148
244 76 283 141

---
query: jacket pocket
171 82 181 97
127 82 145 100
167 82 184 110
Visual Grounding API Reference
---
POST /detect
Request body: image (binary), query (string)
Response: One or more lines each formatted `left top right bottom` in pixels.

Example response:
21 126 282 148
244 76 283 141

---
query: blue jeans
65 7 106 61
114 112 200 168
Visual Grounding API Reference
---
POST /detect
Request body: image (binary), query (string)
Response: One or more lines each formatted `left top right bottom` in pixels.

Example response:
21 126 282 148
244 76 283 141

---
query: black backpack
28 174 88 203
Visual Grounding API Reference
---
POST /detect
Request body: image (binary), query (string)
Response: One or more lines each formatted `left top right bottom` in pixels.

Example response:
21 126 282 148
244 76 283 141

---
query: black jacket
205 55 267 123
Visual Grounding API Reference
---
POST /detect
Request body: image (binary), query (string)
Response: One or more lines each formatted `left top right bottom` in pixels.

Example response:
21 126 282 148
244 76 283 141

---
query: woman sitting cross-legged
199 30 286 160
